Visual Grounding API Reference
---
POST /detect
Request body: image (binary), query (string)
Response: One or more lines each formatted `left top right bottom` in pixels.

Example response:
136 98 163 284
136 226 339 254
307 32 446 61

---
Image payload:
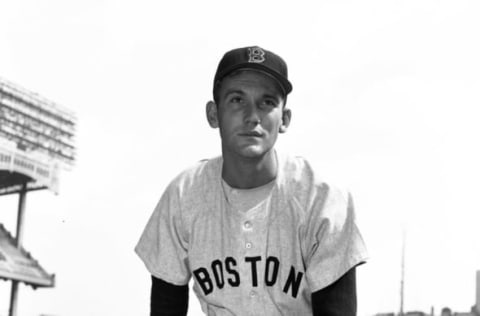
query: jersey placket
239 199 270 316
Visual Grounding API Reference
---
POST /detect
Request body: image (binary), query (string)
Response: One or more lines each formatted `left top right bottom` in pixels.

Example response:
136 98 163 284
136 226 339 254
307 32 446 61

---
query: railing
0 143 59 193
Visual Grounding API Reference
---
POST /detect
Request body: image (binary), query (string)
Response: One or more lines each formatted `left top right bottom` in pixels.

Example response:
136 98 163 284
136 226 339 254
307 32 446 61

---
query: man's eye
230 97 242 103
263 99 277 107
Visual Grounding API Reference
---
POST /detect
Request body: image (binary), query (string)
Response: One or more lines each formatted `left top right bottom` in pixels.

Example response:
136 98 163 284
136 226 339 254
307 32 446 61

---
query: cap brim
215 63 293 95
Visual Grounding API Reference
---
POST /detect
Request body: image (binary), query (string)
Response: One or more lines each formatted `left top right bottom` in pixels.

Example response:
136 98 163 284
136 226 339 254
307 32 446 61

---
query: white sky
0 1 479 315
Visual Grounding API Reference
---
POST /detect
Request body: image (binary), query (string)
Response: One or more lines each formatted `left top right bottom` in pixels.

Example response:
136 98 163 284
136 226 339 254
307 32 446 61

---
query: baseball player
135 46 368 316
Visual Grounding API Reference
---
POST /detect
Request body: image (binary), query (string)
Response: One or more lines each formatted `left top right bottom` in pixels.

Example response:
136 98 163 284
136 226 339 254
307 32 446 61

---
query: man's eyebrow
223 89 245 96
222 89 283 102
224 89 281 98
263 93 282 100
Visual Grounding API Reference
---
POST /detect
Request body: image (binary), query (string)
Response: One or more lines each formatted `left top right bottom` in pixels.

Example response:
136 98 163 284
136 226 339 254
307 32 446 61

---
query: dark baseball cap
213 46 293 96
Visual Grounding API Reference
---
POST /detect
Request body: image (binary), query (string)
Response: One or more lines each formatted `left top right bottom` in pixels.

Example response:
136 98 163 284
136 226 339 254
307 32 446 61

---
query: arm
151 275 189 316
311 267 357 316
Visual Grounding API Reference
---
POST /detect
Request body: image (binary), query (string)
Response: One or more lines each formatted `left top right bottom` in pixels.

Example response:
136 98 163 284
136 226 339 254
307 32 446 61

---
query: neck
222 150 277 189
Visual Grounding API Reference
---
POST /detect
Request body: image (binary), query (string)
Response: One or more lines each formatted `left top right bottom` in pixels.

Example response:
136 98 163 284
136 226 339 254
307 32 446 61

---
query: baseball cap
213 46 293 96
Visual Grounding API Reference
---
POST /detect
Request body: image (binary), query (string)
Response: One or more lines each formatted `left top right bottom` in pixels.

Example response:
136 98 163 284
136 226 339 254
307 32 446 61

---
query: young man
135 46 368 316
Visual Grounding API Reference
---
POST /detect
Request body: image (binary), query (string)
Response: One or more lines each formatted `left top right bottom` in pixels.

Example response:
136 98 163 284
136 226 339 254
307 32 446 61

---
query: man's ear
206 101 219 128
279 108 291 133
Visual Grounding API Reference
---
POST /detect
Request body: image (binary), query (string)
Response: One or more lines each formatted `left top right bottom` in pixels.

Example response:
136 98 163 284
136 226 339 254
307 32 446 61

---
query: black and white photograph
0 1 479 315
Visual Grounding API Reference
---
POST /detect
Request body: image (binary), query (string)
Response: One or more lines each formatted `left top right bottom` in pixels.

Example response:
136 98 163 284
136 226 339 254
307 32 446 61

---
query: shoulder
278 152 351 218
279 153 349 200
165 156 222 198
150 156 221 225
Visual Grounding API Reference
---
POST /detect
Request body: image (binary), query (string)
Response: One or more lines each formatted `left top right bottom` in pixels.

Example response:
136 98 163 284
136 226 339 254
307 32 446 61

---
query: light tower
0 77 76 316
474 270 480 315
399 229 406 316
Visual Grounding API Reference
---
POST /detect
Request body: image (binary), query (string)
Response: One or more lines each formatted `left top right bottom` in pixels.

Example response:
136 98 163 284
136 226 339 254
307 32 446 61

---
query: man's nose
243 102 261 124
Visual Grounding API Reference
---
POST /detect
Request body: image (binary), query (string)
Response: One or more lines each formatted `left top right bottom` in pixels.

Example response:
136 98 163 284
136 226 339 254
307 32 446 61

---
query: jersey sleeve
304 186 368 293
135 183 191 286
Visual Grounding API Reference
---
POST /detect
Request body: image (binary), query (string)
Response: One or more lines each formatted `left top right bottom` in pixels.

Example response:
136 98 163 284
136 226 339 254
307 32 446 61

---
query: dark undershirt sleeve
311 267 357 316
150 275 189 316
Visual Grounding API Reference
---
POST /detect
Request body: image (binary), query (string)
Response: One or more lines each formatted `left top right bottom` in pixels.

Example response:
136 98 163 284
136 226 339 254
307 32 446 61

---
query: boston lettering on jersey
193 256 304 298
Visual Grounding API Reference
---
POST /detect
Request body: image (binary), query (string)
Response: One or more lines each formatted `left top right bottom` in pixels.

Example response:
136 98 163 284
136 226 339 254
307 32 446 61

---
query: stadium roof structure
0 224 54 288
0 142 58 195
0 76 76 195
0 76 74 315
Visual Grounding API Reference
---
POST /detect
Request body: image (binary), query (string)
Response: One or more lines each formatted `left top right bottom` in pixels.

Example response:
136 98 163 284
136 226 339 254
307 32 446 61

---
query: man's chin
237 146 268 159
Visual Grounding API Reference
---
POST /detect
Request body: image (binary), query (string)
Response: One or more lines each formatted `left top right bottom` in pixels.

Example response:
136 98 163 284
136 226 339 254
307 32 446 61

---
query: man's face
208 70 291 160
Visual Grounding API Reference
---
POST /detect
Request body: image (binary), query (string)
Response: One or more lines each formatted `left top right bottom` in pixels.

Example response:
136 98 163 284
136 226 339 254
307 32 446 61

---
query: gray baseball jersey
135 151 368 316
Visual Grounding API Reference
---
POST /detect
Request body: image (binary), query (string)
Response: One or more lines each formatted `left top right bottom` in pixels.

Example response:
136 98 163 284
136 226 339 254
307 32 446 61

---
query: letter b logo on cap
248 47 265 63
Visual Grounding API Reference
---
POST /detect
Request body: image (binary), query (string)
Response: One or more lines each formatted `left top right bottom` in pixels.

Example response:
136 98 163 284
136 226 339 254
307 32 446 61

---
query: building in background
374 271 480 316
405 312 428 316
0 77 76 316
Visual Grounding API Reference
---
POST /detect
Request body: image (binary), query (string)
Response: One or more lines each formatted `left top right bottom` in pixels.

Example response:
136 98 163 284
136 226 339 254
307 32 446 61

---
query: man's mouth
239 131 262 137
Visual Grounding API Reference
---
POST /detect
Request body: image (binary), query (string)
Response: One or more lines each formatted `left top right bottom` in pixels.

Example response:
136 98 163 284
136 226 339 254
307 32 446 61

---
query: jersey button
245 242 252 249
243 221 252 230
